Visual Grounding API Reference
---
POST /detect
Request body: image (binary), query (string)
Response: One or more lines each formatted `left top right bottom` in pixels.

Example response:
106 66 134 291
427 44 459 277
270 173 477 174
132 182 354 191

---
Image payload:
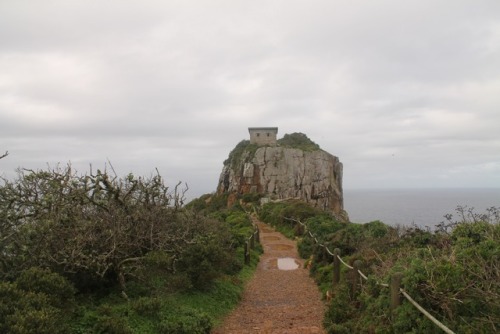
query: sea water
344 188 500 229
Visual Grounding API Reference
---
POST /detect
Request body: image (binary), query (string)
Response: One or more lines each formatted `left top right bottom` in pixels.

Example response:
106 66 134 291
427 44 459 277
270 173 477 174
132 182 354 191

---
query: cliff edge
217 132 345 218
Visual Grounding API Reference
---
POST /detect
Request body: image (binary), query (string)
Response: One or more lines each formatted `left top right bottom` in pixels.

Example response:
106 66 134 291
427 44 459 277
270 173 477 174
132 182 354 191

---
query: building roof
248 127 278 132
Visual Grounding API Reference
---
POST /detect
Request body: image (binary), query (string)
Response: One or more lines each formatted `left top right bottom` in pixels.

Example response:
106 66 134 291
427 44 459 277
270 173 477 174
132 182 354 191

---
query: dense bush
277 132 321 151
326 207 500 333
286 205 500 333
1 165 260 333
0 166 239 291
0 268 75 334
259 200 325 238
185 193 230 215
177 233 239 290
15 267 76 309
157 307 212 334
223 140 259 170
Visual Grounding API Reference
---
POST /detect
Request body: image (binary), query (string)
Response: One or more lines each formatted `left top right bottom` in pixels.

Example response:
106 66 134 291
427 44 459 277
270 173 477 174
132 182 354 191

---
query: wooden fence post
351 260 363 298
255 228 260 244
391 272 404 312
244 242 250 265
250 233 255 249
297 223 304 236
333 248 341 287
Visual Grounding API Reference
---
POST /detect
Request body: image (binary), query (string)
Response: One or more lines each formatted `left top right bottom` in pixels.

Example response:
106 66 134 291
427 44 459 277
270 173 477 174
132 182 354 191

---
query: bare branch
107 158 118 178
0 151 8 160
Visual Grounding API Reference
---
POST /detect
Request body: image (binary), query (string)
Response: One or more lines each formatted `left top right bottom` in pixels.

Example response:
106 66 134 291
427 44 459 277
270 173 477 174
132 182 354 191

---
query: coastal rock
217 134 344 216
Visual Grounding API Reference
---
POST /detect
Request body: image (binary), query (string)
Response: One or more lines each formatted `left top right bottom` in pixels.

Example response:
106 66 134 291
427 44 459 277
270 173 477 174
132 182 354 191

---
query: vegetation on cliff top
223 140 259 170
277 132 321 151
224 133 321 169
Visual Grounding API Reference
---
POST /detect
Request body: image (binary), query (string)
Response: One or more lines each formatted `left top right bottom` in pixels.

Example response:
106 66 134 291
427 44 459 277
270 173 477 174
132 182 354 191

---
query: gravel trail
213 218 326 334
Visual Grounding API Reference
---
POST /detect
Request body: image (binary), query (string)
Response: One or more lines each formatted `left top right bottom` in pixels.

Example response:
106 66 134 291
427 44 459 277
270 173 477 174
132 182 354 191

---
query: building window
256 133 260 137
267 133 270 137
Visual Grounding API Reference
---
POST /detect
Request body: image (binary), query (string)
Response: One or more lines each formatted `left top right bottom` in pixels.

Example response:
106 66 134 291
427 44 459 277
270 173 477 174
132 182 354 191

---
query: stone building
248 127 278 146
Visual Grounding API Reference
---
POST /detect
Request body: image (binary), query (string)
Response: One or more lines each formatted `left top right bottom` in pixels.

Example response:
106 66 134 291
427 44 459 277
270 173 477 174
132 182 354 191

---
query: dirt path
213 218 326 334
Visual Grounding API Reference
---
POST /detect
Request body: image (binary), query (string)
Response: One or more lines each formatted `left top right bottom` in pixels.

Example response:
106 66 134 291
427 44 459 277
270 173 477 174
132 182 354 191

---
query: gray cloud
1 0 500 198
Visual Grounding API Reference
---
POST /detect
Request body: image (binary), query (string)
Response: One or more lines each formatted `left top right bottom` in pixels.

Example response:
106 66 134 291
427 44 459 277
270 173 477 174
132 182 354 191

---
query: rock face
217 137 344 215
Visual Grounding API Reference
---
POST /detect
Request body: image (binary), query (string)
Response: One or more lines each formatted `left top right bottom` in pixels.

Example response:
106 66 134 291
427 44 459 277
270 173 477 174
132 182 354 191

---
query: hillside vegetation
0 165 261 333
223 132 321 168
259 201 499 333
2 157 497 333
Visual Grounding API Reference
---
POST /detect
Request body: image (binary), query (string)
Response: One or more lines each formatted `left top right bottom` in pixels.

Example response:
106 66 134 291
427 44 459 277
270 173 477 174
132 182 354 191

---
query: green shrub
177 234 239 290
157 308 212 334
0 281 22 333
297 237 315 259
223 140 259 170
93 315 133 334
186 193 230 215
8 307 65 334
401 226 435 247
392 302 442 334
364 220 389 238
259 200 324 238
452 220 497 246
328 223 364 255
131 297 162 317
277 132 321 151
15 267 76 309
312 207 499 333
0 280 69 334
324 283 355 329
241 192 262 204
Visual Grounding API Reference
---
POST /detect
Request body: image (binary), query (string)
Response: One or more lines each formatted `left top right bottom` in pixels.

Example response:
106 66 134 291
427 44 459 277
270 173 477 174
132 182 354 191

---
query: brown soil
213 218 326 334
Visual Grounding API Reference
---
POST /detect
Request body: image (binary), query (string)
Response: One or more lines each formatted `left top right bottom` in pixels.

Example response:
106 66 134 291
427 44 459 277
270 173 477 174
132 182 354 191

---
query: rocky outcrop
217 137 344 216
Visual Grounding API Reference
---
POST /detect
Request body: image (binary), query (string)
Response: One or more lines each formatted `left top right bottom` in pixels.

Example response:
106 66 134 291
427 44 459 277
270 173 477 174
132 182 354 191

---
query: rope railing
337 253 353 269
285 217 456 334
400 289 455 334
358 270 368 281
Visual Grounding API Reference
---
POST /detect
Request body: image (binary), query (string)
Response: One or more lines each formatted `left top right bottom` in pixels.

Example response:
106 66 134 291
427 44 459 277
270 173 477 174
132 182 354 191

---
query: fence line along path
213 218 325 334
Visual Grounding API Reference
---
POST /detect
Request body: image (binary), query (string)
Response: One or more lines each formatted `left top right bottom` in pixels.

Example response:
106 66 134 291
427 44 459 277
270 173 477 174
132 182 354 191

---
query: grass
70 248 261 333
174 256 258 326
268 223 296 240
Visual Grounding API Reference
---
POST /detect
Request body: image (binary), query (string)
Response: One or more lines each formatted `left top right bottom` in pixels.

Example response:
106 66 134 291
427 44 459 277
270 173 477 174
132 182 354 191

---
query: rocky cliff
217 133 345 217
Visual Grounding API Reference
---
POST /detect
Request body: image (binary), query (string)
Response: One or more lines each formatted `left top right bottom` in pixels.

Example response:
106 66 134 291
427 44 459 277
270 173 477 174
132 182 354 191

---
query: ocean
344 188 500 229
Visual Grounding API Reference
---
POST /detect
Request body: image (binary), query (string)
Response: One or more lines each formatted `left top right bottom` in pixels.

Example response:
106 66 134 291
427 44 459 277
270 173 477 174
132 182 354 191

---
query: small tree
0 164 237 293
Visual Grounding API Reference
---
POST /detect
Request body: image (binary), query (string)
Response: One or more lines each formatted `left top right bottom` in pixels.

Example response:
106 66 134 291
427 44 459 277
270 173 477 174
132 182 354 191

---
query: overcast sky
1 0 500 199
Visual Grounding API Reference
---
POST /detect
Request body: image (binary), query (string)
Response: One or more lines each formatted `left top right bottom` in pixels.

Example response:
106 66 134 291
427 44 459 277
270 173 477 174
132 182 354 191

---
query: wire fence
286 217 456 334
